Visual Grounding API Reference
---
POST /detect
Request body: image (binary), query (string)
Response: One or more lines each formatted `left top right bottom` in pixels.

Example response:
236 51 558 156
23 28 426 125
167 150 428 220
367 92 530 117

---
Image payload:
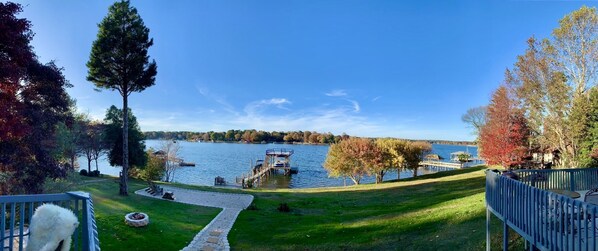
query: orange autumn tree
479 86 530 169
324 137 383 185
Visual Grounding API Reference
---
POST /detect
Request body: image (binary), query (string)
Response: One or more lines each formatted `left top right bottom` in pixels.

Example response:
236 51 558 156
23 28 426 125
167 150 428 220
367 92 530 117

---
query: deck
0 191 100 251
486 168 598 250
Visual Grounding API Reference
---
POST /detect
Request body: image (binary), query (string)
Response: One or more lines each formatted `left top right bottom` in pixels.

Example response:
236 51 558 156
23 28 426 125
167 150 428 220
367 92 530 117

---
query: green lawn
227 166 523 250
72 178 220 251
68 167 525 250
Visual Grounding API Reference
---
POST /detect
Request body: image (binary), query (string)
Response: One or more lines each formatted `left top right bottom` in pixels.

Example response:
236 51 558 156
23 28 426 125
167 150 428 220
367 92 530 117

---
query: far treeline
144 130 474 145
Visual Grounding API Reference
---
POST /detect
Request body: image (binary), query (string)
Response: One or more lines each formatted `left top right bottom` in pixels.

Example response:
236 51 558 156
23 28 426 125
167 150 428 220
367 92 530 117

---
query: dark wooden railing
0 191 100 251
486 168 598 250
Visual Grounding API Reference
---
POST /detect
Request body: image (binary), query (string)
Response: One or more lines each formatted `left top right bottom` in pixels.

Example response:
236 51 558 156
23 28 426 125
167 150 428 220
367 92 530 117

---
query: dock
419 159 484 169
236 148 296 188
419 160 463 169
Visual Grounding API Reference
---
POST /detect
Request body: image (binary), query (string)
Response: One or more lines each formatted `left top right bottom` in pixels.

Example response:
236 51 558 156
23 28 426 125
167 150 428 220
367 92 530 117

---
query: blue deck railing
0 191 100 251
486 168 598 251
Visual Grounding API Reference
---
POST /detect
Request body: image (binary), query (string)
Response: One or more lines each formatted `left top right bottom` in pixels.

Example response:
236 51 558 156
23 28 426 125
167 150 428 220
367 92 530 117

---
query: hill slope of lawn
227 166 520 250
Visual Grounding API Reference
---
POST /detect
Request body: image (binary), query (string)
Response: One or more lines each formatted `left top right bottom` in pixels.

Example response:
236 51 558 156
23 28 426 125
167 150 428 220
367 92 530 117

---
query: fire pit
125 212 149 227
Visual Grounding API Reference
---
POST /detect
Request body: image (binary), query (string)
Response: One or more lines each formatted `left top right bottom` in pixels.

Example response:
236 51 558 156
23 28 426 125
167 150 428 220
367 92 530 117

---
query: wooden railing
486 168 598 251
0 191 100 251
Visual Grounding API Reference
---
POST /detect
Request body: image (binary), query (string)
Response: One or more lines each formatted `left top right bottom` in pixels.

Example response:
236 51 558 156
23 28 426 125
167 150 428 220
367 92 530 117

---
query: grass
225 166 524 250
71 177 220 251
65 167 526 250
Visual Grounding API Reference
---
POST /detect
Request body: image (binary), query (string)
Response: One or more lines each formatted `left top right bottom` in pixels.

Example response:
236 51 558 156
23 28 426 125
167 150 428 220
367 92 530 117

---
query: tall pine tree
87 0 157 195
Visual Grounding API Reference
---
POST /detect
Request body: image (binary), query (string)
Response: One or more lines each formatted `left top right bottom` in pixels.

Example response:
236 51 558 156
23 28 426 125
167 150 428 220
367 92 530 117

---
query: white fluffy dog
26 204 79 251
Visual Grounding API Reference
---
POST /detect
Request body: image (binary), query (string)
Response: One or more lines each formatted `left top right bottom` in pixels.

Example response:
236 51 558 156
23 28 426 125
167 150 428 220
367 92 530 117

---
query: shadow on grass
228 167 493 250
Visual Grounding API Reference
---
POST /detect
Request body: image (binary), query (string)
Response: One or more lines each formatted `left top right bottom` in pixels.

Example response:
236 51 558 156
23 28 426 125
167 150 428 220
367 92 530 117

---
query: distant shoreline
144 138 475 146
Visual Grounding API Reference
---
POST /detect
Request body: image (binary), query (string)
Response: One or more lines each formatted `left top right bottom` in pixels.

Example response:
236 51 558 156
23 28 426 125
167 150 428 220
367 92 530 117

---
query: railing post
503 221 509 251
487 207 491 251
569 170 575 191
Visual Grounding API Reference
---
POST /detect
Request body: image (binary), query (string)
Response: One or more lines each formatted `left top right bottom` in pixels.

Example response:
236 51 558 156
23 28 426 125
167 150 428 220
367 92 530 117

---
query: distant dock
236 148 297 188
419 159 484 169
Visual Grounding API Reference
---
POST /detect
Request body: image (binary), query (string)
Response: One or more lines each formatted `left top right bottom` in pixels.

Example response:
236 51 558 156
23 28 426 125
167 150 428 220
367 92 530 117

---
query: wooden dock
236 149 295 188
419 160 484 169
419 160 463 169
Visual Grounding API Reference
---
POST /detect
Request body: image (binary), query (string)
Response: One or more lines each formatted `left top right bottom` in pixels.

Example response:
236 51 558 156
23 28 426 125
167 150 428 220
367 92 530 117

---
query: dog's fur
26 204 79 251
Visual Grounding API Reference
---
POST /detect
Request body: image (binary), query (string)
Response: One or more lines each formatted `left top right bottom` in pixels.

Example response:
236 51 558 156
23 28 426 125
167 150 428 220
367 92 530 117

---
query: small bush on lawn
247 203 258 211
89 170 101 177
277 203 290 212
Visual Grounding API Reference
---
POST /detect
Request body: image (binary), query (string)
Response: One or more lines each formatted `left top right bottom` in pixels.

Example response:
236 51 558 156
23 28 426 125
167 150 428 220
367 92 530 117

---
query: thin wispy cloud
244 98 291 115
195 85 238 115
262 98 290 106
232 106 379 136
372 96 382 102
347 99 360 112
325 89 348 97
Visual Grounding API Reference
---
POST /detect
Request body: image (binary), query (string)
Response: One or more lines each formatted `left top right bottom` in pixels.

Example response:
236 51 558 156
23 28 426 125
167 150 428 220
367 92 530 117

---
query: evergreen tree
578 87 598 167
87 0 157 195
103 106 148 174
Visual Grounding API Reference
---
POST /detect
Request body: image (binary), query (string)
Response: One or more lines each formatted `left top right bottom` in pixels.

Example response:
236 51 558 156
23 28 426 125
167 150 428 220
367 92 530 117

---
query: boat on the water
179 162 196 167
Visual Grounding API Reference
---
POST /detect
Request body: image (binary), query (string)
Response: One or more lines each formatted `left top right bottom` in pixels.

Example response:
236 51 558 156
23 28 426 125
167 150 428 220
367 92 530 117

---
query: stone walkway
135 186 253 251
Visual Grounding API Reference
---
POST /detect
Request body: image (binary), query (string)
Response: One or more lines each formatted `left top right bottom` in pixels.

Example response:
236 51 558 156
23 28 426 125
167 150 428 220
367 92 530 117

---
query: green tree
103 106 148 179
549 6 598 166
80 119 106 173
54 114 85 170
142 149 165 181
405 141 432 177
578 87 598 167
376 138 408 182
87 0 157 195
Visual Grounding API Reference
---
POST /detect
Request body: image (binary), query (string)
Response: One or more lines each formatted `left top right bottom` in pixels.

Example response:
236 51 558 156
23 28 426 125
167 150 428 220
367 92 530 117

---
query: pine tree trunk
413 168 418 177
120 95 129 195
70 155 75 171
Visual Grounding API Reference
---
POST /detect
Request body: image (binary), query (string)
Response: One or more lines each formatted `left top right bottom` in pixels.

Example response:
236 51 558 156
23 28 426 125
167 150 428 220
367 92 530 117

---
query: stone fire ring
125 212 149 227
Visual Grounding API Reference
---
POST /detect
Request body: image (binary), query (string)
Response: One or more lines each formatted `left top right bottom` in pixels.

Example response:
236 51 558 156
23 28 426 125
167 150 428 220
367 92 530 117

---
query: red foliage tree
0 2 72 194
479 86 530 168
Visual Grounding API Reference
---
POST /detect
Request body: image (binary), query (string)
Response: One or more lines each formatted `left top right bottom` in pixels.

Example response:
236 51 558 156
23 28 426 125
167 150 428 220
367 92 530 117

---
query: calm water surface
79 140 478 188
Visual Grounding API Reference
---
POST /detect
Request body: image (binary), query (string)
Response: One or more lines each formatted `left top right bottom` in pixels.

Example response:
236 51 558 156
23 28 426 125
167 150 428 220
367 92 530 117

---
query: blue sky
13 0 596 141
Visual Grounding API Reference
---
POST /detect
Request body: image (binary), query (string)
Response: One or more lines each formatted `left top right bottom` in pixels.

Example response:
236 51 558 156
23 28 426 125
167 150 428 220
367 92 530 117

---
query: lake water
78 140 478 188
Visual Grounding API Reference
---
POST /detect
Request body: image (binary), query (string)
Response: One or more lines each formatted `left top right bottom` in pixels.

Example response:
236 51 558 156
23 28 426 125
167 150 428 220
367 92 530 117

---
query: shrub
247 203 258 211
128 167 143 179
44 171 82 193
79 169 88 176
141 151 166 181
277 203 290 212
90 170 101 177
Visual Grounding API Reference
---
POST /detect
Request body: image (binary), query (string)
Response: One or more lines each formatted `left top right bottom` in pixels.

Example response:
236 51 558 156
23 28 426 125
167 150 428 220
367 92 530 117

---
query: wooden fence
486 168 598 251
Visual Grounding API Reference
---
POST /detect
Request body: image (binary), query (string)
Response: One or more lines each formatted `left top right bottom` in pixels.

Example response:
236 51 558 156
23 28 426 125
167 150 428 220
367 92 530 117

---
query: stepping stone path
136 186 253 251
